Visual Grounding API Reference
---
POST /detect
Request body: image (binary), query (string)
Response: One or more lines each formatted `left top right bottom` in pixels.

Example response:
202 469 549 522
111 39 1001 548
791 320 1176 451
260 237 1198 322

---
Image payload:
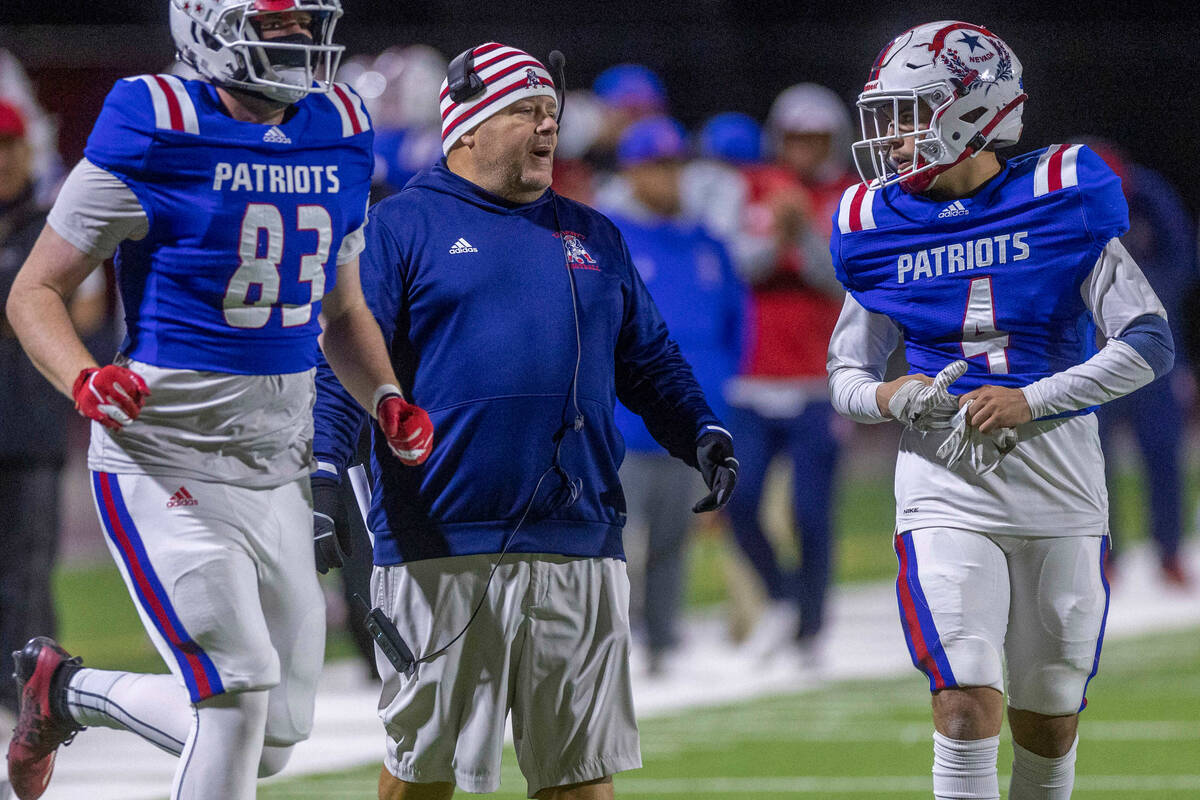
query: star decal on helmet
957 32 984 53
939 31 1015 94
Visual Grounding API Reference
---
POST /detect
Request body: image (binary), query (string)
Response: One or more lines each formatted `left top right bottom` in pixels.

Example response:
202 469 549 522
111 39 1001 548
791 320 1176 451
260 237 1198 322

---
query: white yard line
29 541 1200 800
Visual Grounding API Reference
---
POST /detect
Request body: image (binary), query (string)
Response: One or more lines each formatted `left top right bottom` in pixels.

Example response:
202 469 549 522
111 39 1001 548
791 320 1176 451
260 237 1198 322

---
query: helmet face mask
852 21 1026 193
170 0 345 105
854 82 955 192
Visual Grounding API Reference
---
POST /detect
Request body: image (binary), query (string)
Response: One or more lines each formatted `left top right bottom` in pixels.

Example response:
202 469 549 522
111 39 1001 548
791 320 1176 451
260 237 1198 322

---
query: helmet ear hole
959 107 987 124
191 21 222 53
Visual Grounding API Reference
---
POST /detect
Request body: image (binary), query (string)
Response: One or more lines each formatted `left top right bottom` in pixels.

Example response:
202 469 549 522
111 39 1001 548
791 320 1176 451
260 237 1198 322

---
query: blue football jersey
831 144 1129 406
84 74 374 374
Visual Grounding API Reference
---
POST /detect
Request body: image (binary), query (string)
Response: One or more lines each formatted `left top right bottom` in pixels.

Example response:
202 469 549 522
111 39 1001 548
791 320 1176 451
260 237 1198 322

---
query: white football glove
888 360 968 431
935 400 1019 476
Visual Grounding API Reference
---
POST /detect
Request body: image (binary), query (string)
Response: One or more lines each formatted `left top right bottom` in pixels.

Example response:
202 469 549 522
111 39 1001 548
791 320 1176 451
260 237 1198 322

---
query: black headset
445 44 567 122
361 48 580 677
445 46 486 104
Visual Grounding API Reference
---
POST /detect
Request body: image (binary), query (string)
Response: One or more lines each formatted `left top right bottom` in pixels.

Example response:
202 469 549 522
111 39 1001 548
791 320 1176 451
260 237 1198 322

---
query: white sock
1009 736 1078 799
66 668 191 755
172 690 268 800
67 668 289 783
932 731 1000 799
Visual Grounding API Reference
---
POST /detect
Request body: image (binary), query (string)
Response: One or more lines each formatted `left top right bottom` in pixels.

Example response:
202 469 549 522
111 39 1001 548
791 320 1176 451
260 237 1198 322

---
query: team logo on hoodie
555 230 599 271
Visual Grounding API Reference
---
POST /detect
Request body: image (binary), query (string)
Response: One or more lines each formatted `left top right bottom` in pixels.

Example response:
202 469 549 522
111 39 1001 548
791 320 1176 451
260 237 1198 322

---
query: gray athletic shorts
372 553 642 796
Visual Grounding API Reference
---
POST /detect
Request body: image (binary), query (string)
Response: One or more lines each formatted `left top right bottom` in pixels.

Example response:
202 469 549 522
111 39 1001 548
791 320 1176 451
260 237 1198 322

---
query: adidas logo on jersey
263 126 292 144
449 237 478 254
937 200 969 218
166 487 199 508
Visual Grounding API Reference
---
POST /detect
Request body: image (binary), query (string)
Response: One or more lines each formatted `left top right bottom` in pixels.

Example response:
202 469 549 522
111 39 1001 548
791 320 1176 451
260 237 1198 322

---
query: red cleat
7 637 84 800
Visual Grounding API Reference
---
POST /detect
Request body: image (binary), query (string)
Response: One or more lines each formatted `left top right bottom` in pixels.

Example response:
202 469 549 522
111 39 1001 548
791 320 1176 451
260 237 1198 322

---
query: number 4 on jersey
961 277 1010 373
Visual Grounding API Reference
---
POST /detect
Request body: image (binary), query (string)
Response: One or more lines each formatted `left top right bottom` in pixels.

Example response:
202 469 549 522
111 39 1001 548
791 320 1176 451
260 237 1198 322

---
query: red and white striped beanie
439 42 557 156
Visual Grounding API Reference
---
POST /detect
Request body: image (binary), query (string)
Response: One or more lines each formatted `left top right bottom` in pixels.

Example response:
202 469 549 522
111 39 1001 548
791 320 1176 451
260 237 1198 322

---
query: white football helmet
169 0 344 104
852 21 1026 193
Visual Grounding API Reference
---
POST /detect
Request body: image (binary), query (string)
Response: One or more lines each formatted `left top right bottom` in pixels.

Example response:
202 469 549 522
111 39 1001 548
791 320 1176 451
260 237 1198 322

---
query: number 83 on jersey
224 202 332 329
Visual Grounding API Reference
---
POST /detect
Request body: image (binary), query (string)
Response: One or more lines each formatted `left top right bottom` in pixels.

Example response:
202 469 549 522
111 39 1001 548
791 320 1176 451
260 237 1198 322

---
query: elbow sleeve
1115 313 1175 378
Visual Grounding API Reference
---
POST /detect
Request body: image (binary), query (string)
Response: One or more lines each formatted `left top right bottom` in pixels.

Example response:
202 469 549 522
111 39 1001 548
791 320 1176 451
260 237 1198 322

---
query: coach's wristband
696 424 733 444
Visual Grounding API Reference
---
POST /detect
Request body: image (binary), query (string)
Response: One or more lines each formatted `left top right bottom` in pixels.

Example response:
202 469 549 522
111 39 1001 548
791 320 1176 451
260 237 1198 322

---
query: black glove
692 431 738 513
312 475 351 574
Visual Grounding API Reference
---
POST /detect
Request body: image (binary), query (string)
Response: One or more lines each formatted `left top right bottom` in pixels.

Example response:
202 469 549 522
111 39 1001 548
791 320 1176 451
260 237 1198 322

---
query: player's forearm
320 302 402 416
1020 338 1160 420
6 278 97 397
826 293 898 423
828 366 889 423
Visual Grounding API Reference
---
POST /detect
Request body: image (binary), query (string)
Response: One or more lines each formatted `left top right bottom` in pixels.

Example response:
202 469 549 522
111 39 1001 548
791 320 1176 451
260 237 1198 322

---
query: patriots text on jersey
896 230 1029 284
212 161 342 194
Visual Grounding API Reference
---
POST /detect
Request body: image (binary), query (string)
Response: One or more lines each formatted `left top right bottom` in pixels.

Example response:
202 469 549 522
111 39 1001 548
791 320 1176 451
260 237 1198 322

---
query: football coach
311 42 738 800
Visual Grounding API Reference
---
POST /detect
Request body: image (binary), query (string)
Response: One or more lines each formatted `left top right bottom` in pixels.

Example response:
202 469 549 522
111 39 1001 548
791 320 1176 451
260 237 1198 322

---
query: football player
3 2 432 798
826 20 1173 800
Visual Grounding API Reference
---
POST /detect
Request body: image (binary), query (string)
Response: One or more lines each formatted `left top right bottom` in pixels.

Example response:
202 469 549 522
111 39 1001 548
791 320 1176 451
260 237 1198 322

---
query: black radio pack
353 593 416 677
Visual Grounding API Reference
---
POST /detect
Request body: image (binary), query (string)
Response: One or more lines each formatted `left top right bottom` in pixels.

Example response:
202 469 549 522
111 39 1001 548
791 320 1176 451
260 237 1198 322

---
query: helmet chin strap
923 170 946 191
899 152 958 194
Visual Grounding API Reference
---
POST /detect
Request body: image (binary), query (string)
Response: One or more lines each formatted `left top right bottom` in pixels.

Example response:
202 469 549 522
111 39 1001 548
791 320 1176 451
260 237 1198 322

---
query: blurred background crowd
1 3 1198 704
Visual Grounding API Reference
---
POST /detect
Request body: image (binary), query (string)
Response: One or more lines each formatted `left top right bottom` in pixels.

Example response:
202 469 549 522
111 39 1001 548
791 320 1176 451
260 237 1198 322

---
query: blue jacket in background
604 208 744 453
1124 162 1197 366
313 161 722 565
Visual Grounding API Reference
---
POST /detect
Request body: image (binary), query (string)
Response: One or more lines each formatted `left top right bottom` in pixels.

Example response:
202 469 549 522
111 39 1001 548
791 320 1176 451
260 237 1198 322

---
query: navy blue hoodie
313 161 723 565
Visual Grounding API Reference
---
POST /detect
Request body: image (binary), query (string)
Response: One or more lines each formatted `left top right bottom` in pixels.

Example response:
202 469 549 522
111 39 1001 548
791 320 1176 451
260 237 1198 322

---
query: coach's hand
312 475 350 574
959 385 1032 433
376 389 434 466
693 430 738 513
72 364 150 430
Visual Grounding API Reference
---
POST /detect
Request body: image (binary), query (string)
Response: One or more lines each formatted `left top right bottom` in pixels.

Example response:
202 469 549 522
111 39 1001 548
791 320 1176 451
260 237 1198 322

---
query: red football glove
376 392 433 466
72 365 151 430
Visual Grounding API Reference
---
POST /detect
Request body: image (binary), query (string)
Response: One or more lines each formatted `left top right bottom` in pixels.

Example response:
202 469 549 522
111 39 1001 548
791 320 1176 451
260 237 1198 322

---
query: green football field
253 628 1200 799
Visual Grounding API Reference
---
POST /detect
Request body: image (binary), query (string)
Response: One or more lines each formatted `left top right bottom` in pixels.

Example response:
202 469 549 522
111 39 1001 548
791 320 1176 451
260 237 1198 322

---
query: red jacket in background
740 165 855 380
